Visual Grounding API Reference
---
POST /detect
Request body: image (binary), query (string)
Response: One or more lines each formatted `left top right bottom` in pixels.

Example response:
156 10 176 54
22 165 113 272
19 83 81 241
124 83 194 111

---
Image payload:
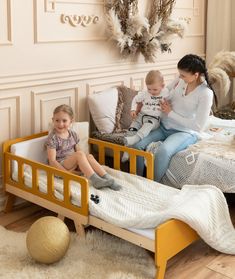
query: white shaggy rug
0 226 155 279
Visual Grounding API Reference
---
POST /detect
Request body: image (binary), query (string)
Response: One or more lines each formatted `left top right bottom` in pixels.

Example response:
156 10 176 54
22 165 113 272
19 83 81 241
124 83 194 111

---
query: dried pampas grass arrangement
208 51 235 113
209 51 235 76
104 0 187 62
208 51 235 99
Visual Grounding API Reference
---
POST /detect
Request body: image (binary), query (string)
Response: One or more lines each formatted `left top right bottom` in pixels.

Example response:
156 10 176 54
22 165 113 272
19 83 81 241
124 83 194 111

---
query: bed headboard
10 122 89 172
11 136 48 172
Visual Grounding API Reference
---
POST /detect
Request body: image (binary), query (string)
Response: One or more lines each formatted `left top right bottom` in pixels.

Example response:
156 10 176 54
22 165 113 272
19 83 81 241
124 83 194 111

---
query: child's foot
109 181 122 191
102 173 114 184
89 173 113 189
121 152 129 163
124 135 141 146
102 173 122 191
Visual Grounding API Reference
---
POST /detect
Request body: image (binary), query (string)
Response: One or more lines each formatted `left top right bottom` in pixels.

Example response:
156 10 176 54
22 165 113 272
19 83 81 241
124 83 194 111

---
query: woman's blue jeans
134 124 198 182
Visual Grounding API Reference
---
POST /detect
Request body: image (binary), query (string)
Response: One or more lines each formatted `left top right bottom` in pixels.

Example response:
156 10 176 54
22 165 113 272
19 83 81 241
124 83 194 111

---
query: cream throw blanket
89 166 235 255
17 166 235 254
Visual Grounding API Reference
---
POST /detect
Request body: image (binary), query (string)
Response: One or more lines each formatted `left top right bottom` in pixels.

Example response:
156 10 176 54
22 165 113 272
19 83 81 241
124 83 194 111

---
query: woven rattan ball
26 216 70 264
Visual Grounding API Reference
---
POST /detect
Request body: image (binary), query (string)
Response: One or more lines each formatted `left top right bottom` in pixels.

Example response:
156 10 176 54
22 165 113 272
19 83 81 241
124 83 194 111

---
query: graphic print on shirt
143 95 164 112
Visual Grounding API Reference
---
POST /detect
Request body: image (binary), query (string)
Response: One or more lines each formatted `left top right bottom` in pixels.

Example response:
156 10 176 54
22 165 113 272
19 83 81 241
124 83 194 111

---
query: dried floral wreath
104 0 186 63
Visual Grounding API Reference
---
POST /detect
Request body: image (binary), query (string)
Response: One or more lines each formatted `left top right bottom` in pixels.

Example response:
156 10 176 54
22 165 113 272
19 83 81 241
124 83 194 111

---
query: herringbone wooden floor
1 198 235 279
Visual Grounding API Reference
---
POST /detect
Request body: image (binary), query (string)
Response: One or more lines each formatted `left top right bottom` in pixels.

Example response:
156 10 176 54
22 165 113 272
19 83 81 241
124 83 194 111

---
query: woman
134 54 215 182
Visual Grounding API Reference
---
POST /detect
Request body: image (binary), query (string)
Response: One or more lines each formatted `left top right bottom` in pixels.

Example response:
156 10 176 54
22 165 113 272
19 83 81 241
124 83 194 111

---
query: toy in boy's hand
90 194 100 204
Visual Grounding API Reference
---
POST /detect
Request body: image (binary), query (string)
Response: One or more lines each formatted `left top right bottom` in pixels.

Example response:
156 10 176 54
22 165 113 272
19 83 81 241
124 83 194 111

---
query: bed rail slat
129 154 137 175
17 159 24 186
89 138 154 180
31 166 38 193
113 150 121 170
63 177 70 207
4 152 89 216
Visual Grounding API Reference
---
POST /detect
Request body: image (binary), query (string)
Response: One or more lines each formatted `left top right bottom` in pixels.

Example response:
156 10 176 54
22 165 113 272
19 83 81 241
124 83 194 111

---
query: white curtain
206 0 232 63
206 0 234 107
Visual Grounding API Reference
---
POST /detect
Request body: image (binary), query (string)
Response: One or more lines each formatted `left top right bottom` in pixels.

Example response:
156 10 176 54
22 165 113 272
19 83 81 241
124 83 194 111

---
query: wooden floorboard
1 200 235 279
207 255 235 279
0 202 42 227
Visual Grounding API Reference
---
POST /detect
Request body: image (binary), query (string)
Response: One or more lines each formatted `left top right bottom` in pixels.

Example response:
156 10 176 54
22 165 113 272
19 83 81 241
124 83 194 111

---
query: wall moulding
173 0 204 37
0 96 20 141
0 58 191 90
60 14 99 27
0 0 12 45
86 79 125 96
34 0 105 43
44 0 104 12
31 87 78 133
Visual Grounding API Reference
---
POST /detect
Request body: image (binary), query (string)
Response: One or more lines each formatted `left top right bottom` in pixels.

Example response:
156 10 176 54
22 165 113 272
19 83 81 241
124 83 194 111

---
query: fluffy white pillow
72 121 89 154
88 87 118 133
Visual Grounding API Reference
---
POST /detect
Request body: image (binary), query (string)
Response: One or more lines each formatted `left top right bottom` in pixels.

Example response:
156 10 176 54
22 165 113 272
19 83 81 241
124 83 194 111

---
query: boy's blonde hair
145 70 164 85
53 104 74 119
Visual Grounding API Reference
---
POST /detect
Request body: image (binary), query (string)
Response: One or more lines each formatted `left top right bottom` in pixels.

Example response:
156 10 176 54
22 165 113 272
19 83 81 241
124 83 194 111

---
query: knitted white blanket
17 166 235 254
89 166 235 254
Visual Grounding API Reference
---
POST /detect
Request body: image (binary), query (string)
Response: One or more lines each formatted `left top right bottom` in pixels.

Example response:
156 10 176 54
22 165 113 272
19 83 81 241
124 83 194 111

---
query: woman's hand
160 99 172 114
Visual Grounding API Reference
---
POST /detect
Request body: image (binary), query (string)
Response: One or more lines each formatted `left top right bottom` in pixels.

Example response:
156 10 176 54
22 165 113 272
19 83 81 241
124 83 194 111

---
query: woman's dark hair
177 54 217 106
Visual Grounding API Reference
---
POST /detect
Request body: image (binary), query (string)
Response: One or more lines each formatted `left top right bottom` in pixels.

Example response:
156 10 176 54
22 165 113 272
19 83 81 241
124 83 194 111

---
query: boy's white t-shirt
131 88 171 117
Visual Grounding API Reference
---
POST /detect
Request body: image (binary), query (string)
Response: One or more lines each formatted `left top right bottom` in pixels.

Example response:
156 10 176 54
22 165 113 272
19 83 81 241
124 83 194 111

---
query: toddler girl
45 104 121 191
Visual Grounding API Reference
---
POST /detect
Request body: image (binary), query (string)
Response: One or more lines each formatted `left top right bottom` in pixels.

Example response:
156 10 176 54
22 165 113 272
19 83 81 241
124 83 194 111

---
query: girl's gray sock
103 173 122 191
102 173 114 183
89 173 112 189
109 181 122 191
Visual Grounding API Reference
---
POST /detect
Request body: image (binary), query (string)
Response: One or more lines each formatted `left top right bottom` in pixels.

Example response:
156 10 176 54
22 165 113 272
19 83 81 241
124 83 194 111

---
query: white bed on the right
159 116 235 192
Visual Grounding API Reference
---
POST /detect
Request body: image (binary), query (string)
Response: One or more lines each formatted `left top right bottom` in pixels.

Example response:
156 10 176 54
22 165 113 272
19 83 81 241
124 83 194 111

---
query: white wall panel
31 86 78 132
0 95 20 178
34 0 105 43
0 0 12 45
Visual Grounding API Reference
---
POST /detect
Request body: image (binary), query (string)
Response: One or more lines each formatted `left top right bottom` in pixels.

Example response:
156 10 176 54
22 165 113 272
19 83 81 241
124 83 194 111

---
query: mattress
12 168 155 240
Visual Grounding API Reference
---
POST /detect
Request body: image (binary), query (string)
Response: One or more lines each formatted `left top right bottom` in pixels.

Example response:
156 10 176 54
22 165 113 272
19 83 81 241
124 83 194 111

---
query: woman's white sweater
162 78 213 135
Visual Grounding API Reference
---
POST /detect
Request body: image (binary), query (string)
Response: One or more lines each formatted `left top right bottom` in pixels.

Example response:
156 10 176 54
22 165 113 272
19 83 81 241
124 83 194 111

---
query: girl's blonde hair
145 70 164 85
53 104 74 119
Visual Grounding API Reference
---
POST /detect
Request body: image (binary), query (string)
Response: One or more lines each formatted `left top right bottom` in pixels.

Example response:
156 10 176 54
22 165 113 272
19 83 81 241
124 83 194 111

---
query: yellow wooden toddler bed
2 123 199 279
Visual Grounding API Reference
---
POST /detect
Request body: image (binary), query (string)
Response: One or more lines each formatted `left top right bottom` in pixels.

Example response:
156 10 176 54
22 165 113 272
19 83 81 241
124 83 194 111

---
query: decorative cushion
114 86 138 132
92 130 126 145
88 87 118 134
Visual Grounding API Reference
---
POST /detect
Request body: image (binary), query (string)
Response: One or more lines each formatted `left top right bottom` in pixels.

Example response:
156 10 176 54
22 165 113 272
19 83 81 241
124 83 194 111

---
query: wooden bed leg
155 261 167 279
57 214 65 221
155 219 199 279
74 221 85 237
4 194 16 213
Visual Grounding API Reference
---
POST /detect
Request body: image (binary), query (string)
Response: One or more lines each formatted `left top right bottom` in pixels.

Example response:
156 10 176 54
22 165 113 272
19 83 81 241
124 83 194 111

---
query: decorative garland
104 0 186 62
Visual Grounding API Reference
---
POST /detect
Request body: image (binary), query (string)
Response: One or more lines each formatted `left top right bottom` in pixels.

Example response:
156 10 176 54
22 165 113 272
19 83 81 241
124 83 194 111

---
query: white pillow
88 87 118 133
72 122 89 154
